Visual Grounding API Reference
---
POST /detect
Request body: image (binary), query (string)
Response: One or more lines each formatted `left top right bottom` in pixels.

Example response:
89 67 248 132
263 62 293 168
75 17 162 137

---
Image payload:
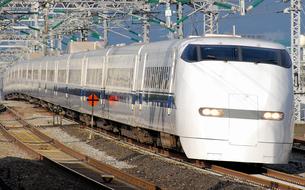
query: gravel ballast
42 126 259 190
0 133 100 190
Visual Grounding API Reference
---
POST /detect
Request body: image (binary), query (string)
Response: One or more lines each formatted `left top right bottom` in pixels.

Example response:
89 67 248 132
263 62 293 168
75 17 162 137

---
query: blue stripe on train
55 86 175 108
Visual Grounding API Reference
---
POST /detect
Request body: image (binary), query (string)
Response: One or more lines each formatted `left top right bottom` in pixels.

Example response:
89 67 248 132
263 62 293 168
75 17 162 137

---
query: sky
218 1 292 46
104 1 303 47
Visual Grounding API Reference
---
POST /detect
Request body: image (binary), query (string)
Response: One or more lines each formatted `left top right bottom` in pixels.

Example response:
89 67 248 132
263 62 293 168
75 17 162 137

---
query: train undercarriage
5 92 184 153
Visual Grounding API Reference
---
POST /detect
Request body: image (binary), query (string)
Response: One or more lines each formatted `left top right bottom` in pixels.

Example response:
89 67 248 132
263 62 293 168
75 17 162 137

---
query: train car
3 35 294 164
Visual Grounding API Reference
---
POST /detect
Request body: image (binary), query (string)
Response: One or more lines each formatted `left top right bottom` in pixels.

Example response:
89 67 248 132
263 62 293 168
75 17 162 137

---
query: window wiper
254 60 261 64
206 55 217 59
266 59 277 63
255 59 277 64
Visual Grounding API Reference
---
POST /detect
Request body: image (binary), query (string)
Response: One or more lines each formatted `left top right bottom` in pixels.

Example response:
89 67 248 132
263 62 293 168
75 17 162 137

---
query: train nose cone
228 94 258 146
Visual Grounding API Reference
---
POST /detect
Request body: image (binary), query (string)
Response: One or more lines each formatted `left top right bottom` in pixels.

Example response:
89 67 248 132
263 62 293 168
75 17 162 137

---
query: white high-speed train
3 35 294 164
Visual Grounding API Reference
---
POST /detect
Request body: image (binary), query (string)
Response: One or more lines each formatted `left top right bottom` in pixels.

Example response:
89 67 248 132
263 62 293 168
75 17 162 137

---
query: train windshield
181 44 292 68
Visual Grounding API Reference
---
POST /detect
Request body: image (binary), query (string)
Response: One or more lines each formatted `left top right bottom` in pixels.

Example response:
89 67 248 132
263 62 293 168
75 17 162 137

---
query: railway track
0 130 13 190
0 106 160 190
80 123 305 190
3 101 305 190
125 139 305 190
293 138 305 153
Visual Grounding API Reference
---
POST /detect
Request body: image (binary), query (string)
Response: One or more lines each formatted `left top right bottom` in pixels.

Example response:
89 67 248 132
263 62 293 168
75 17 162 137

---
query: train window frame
106 67 134 89
33 69 39 80
181 44 292 68
280 49 292 68
41 69 47 81
22 68 27 79
181 44 199 62
47 70 55 82
86 68 103 86
199 45 239 62
58 69 67 83
241 46 281 65
69 69 82 85
28 67 32 80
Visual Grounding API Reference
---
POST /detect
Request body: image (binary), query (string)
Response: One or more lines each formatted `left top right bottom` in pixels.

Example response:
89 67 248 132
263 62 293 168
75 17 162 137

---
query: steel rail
294 137 305 144
0 121 114 190
293 137 305 152
210 165 304 190
1 106 161 190
264 168 305 186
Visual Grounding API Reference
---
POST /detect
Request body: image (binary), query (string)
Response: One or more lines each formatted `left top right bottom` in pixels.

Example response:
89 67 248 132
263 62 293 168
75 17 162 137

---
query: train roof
182 35 285 50
14 35 286 65
99 35 285 53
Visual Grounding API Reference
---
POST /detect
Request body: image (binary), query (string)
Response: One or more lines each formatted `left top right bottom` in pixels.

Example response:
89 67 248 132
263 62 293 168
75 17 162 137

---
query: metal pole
165 1 173 40
57 34 62 52
240 0 245 16
203 3 218 35
50 30 54 52
142 4 150 43
43 3 49 56
291 0 302 121
203 12 219 35
103 15 108 46
177 2 183 39
32 2 39 51
89 99 94 140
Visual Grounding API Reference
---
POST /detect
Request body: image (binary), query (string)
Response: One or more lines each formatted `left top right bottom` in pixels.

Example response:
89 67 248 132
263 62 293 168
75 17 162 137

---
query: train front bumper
180 137 292 164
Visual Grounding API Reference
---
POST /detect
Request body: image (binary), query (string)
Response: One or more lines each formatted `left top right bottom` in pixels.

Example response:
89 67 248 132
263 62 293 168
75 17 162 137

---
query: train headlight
263 112 272 119
262 112 284 121
199 108 224 117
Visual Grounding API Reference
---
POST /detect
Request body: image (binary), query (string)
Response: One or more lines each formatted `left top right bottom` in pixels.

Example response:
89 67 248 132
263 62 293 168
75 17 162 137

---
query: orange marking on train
87 93 99 107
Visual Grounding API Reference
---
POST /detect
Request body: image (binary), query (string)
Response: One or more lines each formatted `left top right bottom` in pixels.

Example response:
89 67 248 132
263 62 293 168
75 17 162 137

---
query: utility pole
239 0 245 16
57 34 62 52
165 1 174 39
103 14 109 47
32 2 39 51
142 4 150 43
204 12 218 34
200 2 218 35
43 3 49 56
50 30 54 53
291 0 302 121
177 2 183 39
